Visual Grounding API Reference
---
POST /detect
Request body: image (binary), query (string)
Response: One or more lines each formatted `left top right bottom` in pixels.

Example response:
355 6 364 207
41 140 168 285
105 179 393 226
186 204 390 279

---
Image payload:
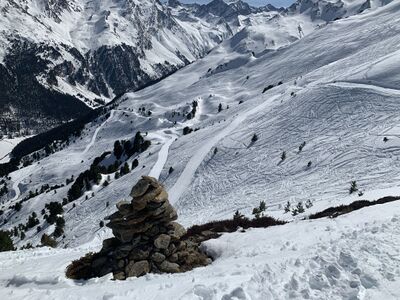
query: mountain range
0 0 386 136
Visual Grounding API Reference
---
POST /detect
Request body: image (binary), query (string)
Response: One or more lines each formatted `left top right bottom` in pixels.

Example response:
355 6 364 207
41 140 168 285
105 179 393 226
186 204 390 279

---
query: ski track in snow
329 81 400 97
169 94 280 204
82 110 115 155
10 178 21 202
148 132 178 180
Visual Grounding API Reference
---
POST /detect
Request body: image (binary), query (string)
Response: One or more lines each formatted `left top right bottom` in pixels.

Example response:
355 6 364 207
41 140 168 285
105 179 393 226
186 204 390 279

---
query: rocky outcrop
67 176 211 280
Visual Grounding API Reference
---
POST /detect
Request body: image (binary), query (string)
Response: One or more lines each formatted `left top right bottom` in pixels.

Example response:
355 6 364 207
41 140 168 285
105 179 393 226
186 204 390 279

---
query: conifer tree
349 181 358 194
281 151 286 161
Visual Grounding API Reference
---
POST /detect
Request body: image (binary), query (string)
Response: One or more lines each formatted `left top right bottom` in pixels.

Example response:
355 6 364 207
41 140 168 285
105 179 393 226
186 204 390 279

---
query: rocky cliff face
286 0 394 21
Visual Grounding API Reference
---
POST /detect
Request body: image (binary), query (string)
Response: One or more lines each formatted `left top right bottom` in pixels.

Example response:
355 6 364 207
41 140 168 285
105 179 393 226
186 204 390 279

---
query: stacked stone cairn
89 176 211 280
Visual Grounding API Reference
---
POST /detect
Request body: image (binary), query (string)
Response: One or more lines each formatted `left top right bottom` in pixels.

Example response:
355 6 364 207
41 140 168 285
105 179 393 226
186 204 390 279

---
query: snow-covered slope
0 0 399 298
1 191 400 299
1 0 399 247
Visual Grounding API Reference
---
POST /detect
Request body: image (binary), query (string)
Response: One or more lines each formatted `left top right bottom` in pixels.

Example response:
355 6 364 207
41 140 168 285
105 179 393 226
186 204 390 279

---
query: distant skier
298 24 304 38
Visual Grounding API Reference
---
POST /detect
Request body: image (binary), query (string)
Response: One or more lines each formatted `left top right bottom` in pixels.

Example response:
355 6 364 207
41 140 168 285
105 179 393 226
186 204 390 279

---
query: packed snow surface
0 137 31 164
1 196 400 299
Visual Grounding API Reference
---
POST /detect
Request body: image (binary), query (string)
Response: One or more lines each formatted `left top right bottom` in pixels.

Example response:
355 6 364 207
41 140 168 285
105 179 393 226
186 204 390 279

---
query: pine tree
131 159 139 170
233 210 244 220
41 233 57 248
252 201 267 219
99 220 104 228
121 162 130 175
15 202 22 211
307 161 312 168
296 201 305 213
299 141 306 152
251 134 258 143
305 199 313 209
349 181 358 194
218 103 222 113
284 201 291 213
281 151 286 161
113 140 124 160
0 230 14 252
168 167 174 174
259 200 266 212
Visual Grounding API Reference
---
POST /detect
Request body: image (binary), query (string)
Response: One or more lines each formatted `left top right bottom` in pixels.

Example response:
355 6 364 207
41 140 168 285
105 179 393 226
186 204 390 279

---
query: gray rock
115 243 134 259
151 189 168 203
154 234 171 249
130 179 150 198
102 238 119 251
116 200 132 214
169 222 187 239
141 176 160 187
169 253 178 263
129 248 150 260
113 271 126 280
117 259 125 269
125 260 150 277
159 260 180 273
151 252 166 263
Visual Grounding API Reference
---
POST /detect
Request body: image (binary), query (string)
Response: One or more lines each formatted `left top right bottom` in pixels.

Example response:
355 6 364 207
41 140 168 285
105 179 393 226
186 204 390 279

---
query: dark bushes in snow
308 196 400 219
184 216 286 240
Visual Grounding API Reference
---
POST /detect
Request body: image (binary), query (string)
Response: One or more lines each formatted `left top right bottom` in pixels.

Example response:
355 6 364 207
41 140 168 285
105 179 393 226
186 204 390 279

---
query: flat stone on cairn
93 176 210 280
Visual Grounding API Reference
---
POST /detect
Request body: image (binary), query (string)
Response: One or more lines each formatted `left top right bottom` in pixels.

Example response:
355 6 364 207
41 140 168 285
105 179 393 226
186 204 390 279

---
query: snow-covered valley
1 0 400 299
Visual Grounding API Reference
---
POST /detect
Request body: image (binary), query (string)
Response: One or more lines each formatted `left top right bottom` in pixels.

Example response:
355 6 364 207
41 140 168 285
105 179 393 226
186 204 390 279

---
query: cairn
84 176 210 280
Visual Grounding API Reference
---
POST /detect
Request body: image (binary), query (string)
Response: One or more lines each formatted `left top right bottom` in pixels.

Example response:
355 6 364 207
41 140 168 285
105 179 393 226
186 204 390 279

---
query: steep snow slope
1 0 399 246
0 190 399 299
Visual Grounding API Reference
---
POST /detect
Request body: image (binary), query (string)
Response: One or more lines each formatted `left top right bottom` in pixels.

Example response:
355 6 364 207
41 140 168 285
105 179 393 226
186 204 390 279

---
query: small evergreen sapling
305 199 313 209
281 151 286 161
251 134 258 143
252 201 267 219
349 181 358 194
298 141 306 152
284 201 291 213
296 201 305 214
233 210 244 220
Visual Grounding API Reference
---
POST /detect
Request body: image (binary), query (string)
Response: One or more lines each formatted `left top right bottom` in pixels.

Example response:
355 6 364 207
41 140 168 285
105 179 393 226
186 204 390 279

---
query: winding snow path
148 132 177 180
82 110 115 154
169 95 280 204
